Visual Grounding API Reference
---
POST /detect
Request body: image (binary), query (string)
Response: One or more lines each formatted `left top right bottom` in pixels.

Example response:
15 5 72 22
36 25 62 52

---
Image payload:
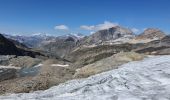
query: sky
0 0 169 36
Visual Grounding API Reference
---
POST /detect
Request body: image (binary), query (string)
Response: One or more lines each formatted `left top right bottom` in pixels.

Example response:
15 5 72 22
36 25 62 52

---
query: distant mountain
3 33 55 48
58 33 84 39
3 26 134 58
137 28 166 40
0 34 21 55
80 26 134 45
0 33 44 58
39 34 83 58
3 33 84 48
129 28 166 44
2 33 85 58
2 27 167 58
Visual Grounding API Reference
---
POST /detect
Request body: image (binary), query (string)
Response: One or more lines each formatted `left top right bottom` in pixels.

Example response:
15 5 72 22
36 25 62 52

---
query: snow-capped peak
71 33 84 39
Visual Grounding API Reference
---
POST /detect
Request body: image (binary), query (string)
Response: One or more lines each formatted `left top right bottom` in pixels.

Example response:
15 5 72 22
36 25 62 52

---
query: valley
0 26 170 100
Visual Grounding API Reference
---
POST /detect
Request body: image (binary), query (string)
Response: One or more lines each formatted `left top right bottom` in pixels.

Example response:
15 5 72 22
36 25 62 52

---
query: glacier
1 55 170 100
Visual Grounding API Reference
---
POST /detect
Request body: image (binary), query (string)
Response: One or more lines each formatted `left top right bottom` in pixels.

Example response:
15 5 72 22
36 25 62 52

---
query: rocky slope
67 43 133 68
0 58 73 94
74 52 145 78
135 35 170 55
0 55 43 83
1 55 170 100
0 33 46 58
0 34 22 55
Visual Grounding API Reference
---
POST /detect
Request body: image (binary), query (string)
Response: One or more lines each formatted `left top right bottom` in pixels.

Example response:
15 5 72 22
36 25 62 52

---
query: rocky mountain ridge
138 28 166 39
80 26 134 45
0 33 45 58
2 26 167 59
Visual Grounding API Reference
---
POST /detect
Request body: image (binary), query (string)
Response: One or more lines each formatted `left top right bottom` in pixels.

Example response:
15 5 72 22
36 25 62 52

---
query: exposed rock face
80 26 134 45
161 35 170 45
0 34 21 55
138 28 166 39
134 35 170 55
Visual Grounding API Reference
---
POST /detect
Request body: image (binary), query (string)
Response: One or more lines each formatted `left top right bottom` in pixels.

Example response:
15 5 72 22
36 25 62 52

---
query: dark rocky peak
96 26 133 38
81 26 134 45
0 33 21 55
65 36 76 42
160 35 170 44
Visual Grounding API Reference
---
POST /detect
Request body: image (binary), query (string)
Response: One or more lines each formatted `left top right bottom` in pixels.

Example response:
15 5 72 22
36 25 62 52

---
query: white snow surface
0 65 21 69
1 55 170 100
51 64 69 68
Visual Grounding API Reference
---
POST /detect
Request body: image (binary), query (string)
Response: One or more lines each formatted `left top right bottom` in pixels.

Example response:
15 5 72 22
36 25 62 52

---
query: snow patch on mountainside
1 55 170 100
51 64 69 68
0 65 21 69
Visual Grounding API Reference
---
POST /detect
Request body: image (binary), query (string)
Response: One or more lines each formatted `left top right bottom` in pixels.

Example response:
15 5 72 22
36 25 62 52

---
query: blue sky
0 0 169 36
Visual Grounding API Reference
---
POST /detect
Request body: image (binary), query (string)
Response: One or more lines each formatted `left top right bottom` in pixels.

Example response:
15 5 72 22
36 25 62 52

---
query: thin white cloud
80 25 95 30
80 21 118 31
54 25 69 30
90 31 95 34
95 21 118 30
131 28 140 33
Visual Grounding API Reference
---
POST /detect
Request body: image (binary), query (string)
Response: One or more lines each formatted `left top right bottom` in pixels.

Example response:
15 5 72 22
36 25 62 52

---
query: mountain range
0 25 170 98
1 26 168 58
0 33 45 58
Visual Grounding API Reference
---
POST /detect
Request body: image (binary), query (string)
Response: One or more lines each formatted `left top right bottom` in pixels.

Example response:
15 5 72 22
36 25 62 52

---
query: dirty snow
1 55 170 100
